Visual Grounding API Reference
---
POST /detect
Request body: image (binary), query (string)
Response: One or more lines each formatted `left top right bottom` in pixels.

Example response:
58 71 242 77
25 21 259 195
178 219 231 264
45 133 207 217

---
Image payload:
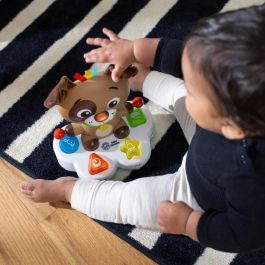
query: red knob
53 128 66 139
132 97 144 108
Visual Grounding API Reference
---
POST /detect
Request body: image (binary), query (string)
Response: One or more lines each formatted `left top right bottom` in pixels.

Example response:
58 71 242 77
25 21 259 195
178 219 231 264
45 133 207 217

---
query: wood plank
0 158 56 223
41 205 155 265
0 166 69 265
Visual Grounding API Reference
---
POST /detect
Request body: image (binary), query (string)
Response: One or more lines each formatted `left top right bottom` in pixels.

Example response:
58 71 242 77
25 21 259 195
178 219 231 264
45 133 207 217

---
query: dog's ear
120 66 138 79
104 64 138 79
104 64 115 76
43 76 76 108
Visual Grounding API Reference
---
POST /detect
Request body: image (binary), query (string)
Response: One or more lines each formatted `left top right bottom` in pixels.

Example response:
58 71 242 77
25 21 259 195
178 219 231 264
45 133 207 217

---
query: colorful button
126 108 146 128
120 137 141 160
132 97 144 108
88 153 109 175
59 135 79 154
84 65 98 79
53 128 66 139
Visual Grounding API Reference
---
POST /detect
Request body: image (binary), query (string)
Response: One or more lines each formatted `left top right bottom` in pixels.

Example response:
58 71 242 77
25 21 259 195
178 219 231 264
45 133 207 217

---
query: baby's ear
220 118 246 140
43 76 76 108
104 64 138 79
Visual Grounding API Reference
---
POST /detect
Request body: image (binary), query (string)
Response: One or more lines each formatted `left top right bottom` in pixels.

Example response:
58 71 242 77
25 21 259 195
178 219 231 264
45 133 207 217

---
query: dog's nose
95 111 109 122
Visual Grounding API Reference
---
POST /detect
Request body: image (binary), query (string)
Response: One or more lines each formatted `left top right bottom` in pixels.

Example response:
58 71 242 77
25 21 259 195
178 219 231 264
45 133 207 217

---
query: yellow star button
120 138 141 160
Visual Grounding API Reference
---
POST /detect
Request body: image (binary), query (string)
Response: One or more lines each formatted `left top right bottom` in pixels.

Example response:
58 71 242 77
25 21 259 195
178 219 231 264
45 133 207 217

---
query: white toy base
53 108 153 180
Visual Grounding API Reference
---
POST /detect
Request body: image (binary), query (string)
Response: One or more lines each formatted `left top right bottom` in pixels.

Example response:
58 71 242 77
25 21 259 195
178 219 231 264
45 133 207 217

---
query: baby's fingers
84 49 109 63
102 27 119 41
112 64 125 82
86 37 111 47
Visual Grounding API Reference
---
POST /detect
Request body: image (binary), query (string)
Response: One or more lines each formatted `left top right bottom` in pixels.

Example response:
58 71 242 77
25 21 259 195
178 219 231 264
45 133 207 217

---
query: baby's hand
157 201 193 235
84 28 135 82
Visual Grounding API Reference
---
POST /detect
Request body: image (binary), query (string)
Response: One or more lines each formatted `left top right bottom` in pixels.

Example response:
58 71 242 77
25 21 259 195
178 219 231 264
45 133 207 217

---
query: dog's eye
69 100 96 122
77 109 93 119
107 97 120 108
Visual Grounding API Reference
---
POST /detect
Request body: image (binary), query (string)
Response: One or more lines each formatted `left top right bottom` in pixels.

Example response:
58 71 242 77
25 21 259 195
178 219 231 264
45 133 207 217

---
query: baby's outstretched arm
84 28 159 82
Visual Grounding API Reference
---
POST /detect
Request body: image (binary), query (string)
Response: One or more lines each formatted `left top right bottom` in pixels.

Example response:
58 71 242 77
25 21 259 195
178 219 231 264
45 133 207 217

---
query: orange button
88 153 109 175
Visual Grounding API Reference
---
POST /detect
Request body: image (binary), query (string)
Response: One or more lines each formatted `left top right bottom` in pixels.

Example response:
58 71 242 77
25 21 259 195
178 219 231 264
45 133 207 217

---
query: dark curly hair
185 4 265 136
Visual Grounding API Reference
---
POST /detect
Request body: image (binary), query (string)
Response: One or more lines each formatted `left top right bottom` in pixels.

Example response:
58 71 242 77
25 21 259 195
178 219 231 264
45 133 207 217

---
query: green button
126 108 147 128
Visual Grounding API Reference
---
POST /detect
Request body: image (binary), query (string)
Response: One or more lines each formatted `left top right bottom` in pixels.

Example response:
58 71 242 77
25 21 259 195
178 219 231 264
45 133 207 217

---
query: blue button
59 135 79 154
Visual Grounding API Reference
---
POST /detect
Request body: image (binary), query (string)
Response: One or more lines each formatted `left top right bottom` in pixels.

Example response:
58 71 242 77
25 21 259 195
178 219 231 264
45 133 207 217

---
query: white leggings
71 96 202 230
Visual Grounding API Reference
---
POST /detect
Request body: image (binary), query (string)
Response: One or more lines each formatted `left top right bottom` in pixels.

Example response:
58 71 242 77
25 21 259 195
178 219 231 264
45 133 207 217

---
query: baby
20 5 265 253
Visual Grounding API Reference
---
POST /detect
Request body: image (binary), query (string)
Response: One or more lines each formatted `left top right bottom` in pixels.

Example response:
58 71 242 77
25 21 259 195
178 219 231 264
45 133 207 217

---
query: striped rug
1 1 265 264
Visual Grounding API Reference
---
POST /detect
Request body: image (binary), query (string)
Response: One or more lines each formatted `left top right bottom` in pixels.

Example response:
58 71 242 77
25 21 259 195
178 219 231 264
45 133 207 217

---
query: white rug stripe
0 0 55 51
128 228 161 250
119 0 178 40
220 0 265 12
194 248 236 265
5 108 62 163
0 0 118 119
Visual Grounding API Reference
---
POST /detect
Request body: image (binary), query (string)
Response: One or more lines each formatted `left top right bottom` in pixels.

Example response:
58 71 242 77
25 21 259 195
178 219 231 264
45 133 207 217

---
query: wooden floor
0 158 155 265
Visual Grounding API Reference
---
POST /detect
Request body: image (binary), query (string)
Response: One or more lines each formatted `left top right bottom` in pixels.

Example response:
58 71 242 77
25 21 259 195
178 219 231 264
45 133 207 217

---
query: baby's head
182 4 265 139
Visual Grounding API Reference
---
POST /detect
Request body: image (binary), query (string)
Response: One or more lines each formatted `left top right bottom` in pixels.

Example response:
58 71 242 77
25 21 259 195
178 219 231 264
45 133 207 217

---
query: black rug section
0 0 33 31
4 1 265 265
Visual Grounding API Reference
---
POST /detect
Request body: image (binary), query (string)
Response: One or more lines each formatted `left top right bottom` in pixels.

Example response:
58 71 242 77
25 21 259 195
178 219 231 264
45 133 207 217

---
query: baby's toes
21 188 33 197
20 181 35 192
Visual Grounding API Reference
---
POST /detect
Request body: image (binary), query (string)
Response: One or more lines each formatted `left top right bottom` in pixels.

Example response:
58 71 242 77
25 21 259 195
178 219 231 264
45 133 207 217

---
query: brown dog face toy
44 65 137 151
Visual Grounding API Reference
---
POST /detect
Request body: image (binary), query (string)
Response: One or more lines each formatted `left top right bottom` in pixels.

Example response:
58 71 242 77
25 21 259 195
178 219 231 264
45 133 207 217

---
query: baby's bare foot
20 177 77 203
